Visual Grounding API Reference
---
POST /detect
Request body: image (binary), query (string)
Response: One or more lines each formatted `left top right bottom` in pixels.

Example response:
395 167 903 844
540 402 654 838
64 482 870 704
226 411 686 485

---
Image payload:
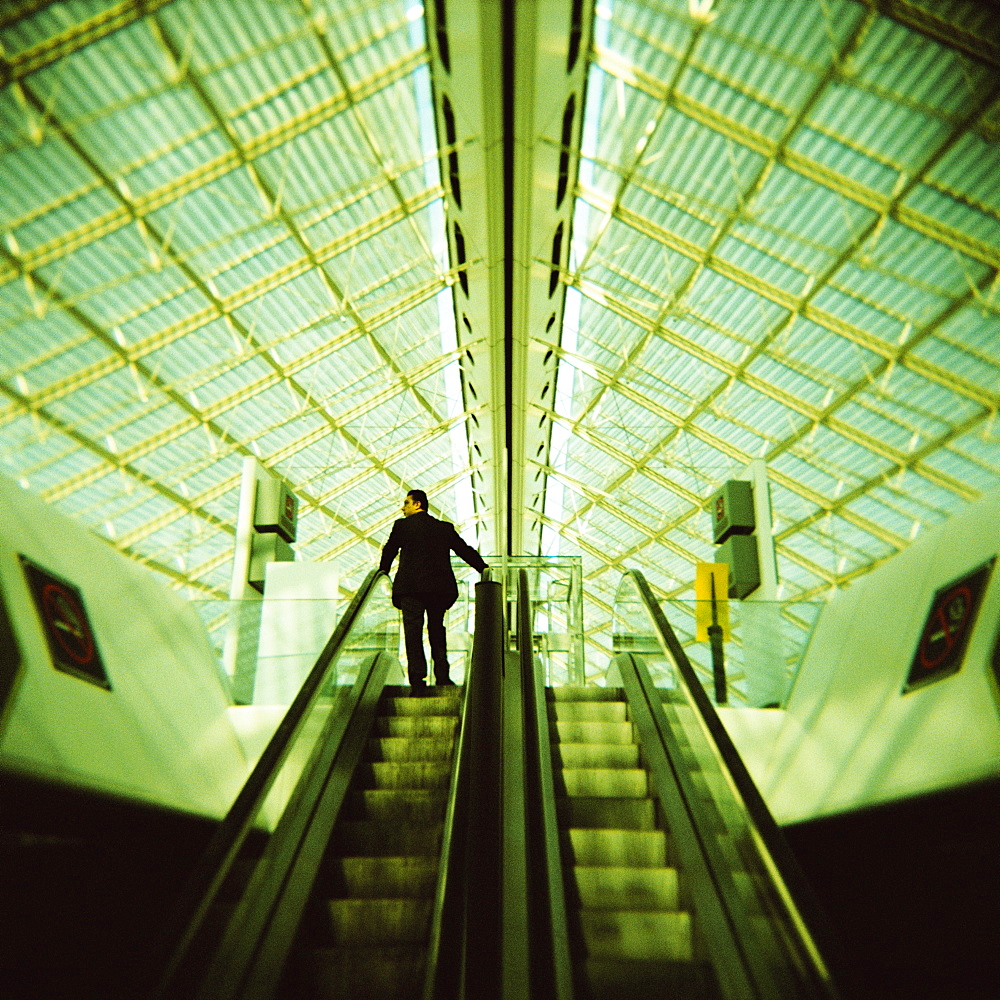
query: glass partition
251 571 398 829
612 570 839 998
495 557 584 685
613 591 823 707
189 576 397 822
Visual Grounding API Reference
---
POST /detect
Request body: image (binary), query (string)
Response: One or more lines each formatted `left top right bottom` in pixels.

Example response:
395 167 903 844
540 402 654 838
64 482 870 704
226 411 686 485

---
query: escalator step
316 856 439 898
549 686 625 701
557 795 656 831
313 898 433 945
564 828 668 868
364 736 456 762
374 716 458 738
331 820 443 857
342 789 449 823
553 721 635 745
381 695 462 717
579 909 692 961
553 742 639 769
284 944 425 1000
353 760 453 790
569 865 679 911
550 701 628 722
583 957 710 1000
560 767 648 798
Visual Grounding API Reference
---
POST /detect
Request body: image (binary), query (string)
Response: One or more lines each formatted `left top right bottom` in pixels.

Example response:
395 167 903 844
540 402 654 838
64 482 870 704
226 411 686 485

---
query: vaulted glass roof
1 0 998 692
538 0 999 680
1 0 475 597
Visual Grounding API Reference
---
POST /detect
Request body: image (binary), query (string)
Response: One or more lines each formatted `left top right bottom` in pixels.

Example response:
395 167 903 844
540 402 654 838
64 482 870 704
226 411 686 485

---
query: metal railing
613 568 846 1000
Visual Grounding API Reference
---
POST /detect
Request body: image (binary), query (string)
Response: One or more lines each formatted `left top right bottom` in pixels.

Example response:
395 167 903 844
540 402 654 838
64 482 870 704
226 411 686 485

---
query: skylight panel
904 182 1000 251
747 353 834 410
809 284 906 347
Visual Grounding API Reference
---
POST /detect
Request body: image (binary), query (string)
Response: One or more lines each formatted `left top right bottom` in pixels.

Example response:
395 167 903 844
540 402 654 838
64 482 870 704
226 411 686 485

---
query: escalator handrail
621 568 845 997
423 567 505 1000
147 567 393 998
517 569 574 1000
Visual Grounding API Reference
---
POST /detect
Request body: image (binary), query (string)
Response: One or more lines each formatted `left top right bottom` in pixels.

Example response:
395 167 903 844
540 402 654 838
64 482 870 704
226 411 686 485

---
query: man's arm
449 526 488 574
379 521 402 574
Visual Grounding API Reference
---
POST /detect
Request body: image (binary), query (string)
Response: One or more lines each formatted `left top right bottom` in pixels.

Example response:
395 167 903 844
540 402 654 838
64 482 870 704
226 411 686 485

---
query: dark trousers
398 596 450 687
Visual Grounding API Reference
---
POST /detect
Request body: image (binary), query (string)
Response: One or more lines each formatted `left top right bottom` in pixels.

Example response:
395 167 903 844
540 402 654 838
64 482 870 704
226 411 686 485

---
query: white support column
230 456 260 602
741 458 784 706
222 457 262 691
743 457 778 601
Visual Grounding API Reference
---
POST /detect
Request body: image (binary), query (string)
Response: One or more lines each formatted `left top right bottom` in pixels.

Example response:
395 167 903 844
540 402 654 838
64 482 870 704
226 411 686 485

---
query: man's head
402 489 428 517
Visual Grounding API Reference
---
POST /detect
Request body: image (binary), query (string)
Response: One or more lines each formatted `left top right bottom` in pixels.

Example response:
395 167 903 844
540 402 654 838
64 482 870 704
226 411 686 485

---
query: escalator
143 568 506 1000
549 686 710 998
7 560 842 999
509 567 846 1000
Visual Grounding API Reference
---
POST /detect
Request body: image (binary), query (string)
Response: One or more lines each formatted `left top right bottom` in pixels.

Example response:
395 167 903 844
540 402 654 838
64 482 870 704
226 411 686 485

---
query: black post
709 573 727 705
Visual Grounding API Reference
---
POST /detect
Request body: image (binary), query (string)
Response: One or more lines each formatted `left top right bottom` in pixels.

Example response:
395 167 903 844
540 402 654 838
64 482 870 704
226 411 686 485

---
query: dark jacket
379 511 487 609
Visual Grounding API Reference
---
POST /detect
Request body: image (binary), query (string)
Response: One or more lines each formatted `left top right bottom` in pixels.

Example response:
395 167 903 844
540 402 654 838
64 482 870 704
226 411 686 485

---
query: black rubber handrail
146 568 392 999
516 569 573 1000
424 569 505 1000
619 569 846 998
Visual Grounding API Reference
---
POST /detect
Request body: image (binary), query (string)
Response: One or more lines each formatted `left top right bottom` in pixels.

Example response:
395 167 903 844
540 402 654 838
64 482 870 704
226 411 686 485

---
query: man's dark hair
407 489 428 510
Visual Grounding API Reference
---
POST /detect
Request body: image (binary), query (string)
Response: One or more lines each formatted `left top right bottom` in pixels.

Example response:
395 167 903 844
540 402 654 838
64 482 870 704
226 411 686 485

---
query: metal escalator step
569 865 679 911
553 721 635 745
374 716 458 738
364 735 456 762
342 788 449 823
550 701 628 722
317 856 439 899
331 821 443 857
557 795 656 831
381 695 461 717
582 957 711 1000
354 760 453 790
579 910 692 961
564 828 667 868
549 686 625 701
553 742 639 769
314 898 433 946
283 944 425 1000
561 767 647 798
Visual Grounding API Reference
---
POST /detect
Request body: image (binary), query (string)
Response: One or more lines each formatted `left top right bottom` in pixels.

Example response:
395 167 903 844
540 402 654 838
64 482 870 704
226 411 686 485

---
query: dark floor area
0 774 218 1000
784 777 1000 1000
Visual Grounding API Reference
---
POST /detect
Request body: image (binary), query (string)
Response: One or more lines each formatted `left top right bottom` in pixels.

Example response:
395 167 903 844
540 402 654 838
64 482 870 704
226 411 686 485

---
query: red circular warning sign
918 584 971 672
905 558 995 694
41 581 95 665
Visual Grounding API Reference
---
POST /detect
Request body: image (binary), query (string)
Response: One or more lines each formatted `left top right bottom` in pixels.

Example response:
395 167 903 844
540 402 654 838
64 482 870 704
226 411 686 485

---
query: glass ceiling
1 0 998 692
0 0 475 600
537 0 1000 682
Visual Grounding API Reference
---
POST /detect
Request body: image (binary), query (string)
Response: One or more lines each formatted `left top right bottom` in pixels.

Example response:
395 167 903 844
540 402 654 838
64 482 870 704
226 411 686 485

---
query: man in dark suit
379 489 488 694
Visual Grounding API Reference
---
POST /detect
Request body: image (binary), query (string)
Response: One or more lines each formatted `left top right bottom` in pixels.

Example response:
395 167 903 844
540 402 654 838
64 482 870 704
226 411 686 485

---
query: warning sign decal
903 558 995 695
19 556 111 690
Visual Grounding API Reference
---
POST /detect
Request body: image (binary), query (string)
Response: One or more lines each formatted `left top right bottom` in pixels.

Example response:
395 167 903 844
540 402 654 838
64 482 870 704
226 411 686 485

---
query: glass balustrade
613 587 824 708
187 575 398 826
